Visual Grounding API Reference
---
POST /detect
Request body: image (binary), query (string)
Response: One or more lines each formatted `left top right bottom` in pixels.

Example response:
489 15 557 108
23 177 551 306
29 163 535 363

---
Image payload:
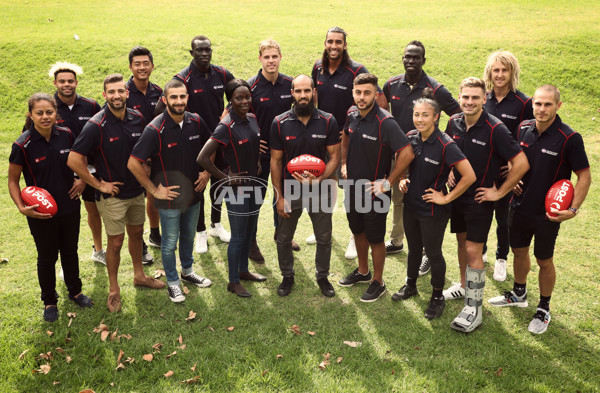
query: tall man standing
49 62 105 264
129 79 213 303
271 75 340 298
311 26 387 260
170 35 235 253
68 74 165 313
444 77 529 333
383 41 460 265
338 73 414 302
489 85 591 334
126 46 163 255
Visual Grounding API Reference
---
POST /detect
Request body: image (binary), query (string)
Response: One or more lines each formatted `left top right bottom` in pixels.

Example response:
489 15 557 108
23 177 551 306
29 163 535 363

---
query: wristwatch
381 179 391 192
568 207 578 215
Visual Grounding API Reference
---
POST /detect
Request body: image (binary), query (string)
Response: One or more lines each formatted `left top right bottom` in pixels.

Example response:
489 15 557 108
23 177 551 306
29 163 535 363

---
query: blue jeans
226 190 259 283
159 202 200 286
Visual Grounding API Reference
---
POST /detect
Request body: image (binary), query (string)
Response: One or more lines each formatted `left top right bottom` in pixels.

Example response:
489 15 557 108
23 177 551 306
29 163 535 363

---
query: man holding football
488 85 591 334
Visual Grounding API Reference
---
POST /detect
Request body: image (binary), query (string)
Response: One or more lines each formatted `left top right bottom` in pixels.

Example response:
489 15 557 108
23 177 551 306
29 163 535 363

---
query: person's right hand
98 179 123 196
19 204 52 219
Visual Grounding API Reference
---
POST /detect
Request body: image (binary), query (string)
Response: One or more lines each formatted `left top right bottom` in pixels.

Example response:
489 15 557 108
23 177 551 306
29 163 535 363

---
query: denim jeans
159 202 200 286
226 190 259 283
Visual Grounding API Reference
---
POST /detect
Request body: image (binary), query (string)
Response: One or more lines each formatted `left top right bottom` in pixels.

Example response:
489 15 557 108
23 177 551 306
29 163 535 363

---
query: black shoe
338 268 371 287
385 241 404 254
69 293 94 308
249 240 265 263
227 282 252 298
317 277 335 297
277 276 294 297
391 284 419 301
142 241 154 265
148 232 161 248
418 256 431 276
424 296 445 320
43 305 59 322
360 280 386 302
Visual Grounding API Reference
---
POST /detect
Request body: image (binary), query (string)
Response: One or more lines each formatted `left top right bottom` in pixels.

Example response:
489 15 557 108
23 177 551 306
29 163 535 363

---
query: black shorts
508 209 560 260
81 183 97 202
450 201 494 244
345 186 390 244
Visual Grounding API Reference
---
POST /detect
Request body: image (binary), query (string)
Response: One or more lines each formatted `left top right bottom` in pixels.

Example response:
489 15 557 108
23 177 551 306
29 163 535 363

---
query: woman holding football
197 79 266 297
8 93 92 322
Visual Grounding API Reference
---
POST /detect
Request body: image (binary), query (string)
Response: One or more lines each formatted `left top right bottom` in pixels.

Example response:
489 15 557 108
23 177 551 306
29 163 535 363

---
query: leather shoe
317 277 335 297
249 240 265 263
239 271 267 282
227 282 251 297
391 284 418 301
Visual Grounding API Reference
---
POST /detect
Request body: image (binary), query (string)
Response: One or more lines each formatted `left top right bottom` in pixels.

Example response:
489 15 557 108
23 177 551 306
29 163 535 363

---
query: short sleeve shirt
404 128 467 216
484 89 533 138
271 107 339 180
10 125 79 217
72 108 145 200
126 77 163 125
344 105 410 182
130 111 211 210
511 115 590 220
55 93 101 138
445 111 522 204
211 111 261 177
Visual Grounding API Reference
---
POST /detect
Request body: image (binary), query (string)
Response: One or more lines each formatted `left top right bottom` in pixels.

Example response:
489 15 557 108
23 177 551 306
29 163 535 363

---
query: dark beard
293 100 315 117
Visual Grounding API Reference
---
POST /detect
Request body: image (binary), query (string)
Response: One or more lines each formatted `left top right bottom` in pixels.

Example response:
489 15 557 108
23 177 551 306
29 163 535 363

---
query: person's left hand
194 171 211 192
69 178 86 199
546 208 576 222
422 188 448 205
474 186 501 203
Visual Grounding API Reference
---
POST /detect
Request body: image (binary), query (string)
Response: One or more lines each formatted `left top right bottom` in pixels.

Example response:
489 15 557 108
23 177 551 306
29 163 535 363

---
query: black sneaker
385 241 404 254
338 268 372 287
277 276 294 297
148 232 161 248
317 277 335 297
391 284 418 301
43 305 59 322
142 241 153 265
69 293 94 308
424 296 445 320
181 272 212 288
419 255 431 276
168 285 185 303
360 280 386 303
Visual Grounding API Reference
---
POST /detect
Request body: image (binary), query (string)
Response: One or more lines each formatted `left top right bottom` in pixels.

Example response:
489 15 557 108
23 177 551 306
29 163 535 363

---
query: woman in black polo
392 89 476 320
197 80 266 297
8 93 93 322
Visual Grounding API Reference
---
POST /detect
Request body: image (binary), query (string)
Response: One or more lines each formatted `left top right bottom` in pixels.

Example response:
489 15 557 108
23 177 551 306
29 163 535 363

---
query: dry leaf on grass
18 349 30 360
55 347 65 354
166 351 177 359
124 357 134 364
290 324 302 335
164 370 174 378
143 354 153 362
178 345 186 350
46 330 53 336
115 363 125 371
343 341 361 347
39 364 51 374
185 310 196 321
37 352 53 361
276 354 283 360
100 330 110 342
117 350 124 363
66 355 72 363
336 357 344 364
111 329 119 341
495 367 503 377
67 312 76 318
119 334 132 340
208 326 214 332
318 353 331 370
262 369 269 376
153 269 166 278
79 390 95 393
178 334 183 344
180 376 201 384
227 326 234 332
191 362 197 372
307 331 315 336
53 381 60 385
68 318 73 328
152 343 163 351
183 286 190 295
92 321 108 333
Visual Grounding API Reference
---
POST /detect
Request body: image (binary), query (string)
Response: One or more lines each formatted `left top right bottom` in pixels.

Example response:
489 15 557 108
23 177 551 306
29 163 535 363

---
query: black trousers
27 209 82 306
197 175 223 232
403 207 449 289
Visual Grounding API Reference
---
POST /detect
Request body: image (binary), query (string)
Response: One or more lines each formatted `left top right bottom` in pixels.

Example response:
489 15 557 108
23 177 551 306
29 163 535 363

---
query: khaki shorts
96 193 145 236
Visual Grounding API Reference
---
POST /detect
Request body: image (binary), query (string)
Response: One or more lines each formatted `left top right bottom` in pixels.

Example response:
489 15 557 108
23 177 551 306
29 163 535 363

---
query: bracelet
568 207 578 215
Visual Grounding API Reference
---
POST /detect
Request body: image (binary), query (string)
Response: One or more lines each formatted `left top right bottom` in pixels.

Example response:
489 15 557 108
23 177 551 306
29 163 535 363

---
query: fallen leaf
65 337 72 344
307 331 315 336
66 355 72 363
119 334 132 340
111 329 119 341
152 343 163 351
208 326 214 332
227 326 234 332
343 341 361 347
290 324 302 335
110 383 114 386
392 370 395 375
153 269 166 278
318 360 330 370
178 334 183 344
117 350 124 363
180 375 201 384
47 330 53 336
18 349 30 360
185 310 196 321
37 352 53 361
164 370 174 378
143 354 153 362
159 313 165 317
262 369 269 376
124 357 134 364
115 363 125 371
323 352 331 360
191 362 197 372
413 345 421 350
495 367 503 377
55 346 66 354
166 351 177 359
100 330 110 342
67 312 76 318
79 390 95 393
336 357 343 364
276 354 283 360
183 286 190 295
40 364 51 374
178 344 186 350
53 381 60 385
68 318 73 328
93 321 108 333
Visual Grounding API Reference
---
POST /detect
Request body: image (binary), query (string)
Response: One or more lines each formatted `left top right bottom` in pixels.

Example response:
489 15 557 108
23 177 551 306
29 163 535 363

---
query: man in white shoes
488 85 591 334
444 77 529 333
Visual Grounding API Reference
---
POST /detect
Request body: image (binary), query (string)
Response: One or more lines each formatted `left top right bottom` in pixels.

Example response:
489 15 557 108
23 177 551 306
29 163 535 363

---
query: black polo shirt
212 111 261 177
271 107 339 180
383 71 460 133
511 115 589 220
72 108 145 200
404 128 467 216
247 70 293 153
130 111 211 210
485 89 533 137
312 59 374 129
10 125 79 217
344 105 410 182
126 77 163 125
174 62 234 132
445 111 522 204
54 93 101 138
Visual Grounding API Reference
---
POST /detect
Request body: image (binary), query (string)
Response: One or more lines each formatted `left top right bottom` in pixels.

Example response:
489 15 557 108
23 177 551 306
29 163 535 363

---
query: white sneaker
306 234 316 245
493 258 507 281
91 249 107 265
528 308 551 334
209 223 231 243
443 282 465 300
195 231 208 254
345 235 357 259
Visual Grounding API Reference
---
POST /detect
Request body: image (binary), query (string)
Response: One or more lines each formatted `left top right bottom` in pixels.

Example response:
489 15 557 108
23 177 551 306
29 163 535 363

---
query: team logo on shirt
189 135 200 141
285 136 296 141
59 149 70 154
333 84 347 90
193 89 204 93
133 105 142 109
168 142 178 148
260 97 270 102
238 139 248 145
109 137 119 142
541 148 558 156
348 128 354 134
520 141 529 147
362 134 377 141
312 134 326 139
424 157 440 165
501 114 517 120
471 138 486 146
78 116 91 121
317 81 323 85
280 94 291 99
391 95 401 100
213 85 223 90
34 156 46 163
132 133 141 137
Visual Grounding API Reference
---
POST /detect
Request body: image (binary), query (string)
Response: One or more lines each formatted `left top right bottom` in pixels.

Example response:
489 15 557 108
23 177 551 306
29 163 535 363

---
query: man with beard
166 35 235 253
128 79 213 303
126 46 162 258
68 73 165 313
339 73 413 302
49 62 105 265
382 41 460 270
310 26 387 259
247 39 300 261
271 75 340 298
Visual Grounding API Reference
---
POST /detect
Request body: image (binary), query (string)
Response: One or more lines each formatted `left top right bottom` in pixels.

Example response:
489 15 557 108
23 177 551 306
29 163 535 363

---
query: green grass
1 0 600 391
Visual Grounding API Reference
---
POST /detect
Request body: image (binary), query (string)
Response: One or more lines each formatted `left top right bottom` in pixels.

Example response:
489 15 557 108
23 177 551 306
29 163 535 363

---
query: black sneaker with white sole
338 268 372 287
419 255 431 276
142 241 153 265
168 285 185 303
181 272 212 288
148 232 161 248
360 280 386 302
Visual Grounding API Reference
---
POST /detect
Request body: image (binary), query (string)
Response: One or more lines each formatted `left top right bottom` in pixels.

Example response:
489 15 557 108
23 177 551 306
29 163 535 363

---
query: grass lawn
1 0 599 391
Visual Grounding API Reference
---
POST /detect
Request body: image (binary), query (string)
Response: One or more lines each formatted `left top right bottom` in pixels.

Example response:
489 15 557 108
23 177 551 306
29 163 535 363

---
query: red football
287 154 326 177
21 186 58 216
545 179 574 217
